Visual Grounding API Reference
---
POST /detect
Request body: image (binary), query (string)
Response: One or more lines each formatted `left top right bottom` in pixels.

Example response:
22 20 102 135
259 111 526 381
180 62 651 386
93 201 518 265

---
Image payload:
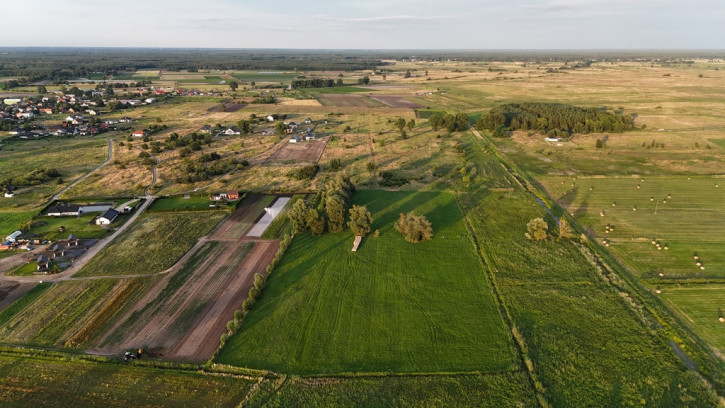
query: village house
36 254 49 271
199 125 213 134
47 204 82 217
96 208 120 225
223 126 241 135
131 129 147 138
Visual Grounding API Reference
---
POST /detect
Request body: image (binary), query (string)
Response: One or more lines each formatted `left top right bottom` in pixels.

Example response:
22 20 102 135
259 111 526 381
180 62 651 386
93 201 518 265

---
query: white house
223 127 241 135
144 98 157 104
4 192 14 198
96 208 120 225
5 231 22 242
545 137 562 142
266 115 275 122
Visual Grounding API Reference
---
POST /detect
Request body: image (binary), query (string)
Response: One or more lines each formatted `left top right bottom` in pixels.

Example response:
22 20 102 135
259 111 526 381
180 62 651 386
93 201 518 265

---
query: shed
96 208 120 225
5 231 22 243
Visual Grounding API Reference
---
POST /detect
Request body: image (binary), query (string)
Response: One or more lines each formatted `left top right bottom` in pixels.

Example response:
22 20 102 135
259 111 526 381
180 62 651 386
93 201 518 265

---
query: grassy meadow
217 190 516 374
661 285 725 354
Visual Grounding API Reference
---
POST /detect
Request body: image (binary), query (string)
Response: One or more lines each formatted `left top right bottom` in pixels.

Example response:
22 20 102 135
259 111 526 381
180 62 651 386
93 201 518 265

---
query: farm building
4 191 14 198
96 208 120 225
210 194 222 201
144 98 157 104
131 130 147 138
199 125 213 134
36 254 49 271
227 191 240 200
47 204 82 217
223 126 241 135
266 115 275 122
289 135 300 143
305 117 312 124
67 234 79 246
5 231 22 243
79 203 113 213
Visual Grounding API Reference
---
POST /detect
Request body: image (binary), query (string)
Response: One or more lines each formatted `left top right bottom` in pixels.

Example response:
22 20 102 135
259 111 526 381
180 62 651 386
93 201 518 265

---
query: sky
3 0 723 49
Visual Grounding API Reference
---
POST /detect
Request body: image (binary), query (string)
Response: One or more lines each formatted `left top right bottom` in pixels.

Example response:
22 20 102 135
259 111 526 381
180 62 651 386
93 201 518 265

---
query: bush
347 205 373 236
395 212 433 243
525 218 548 241
328 158 341 171
288 164 319 180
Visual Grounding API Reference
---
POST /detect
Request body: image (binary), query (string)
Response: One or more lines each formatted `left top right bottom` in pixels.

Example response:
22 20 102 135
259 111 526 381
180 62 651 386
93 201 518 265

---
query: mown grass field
25 214 109 240
231 71 298 83
0 211 35 236
217 190 516 374
75 212 225 277
0 350 255 408
539 175 725 279
660 285 725 353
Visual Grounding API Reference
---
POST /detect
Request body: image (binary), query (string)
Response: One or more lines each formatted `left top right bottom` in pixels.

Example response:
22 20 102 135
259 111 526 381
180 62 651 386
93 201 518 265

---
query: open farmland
660 285 725 355
268 136 329 163
216 190 516 375
539 175 725 279
74 211 225 277
0 350 256 408
368 95 424 108
315 93 383 107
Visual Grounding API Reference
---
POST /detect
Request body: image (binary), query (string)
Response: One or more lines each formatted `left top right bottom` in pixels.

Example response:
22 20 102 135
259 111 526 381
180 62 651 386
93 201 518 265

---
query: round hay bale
589 187 593 191
655 289 661 294
633 207 637 211
701 266 706 270
605 243 610 247
663 199 667 204
716 184 719 188
696 261 702 266
658 247 662 250
667 194 671 199
658 272 664 277
664 246 669 250
600 211 605 217
650 197 654 201
719 317 724 323
636 185 641 189
652 240 657 244
694 255 699 260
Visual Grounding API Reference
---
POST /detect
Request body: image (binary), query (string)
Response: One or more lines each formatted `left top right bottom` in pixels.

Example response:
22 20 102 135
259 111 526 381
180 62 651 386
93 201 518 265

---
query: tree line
475 102 634 138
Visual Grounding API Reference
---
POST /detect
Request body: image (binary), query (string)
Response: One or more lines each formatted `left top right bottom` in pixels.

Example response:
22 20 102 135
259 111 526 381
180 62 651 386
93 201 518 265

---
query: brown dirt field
167 240 279 361
0 282 36 311
316 94 382 107
223 103 246 112
368 94 424 109
210 194 266 240
277 98 322 106
269 136 330 163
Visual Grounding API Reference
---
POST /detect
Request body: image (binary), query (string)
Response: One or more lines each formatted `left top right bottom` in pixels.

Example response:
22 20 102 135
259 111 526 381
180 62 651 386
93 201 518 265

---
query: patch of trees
287 174 356 235
288 164 319 180
251 94 276 104
176 159 236 184
395 212 433 243
291 78 344 89
1 168 61 187
164 132 212 151
347 205 373 236
429 112 470 132
378 170 408 187
475 102 633 138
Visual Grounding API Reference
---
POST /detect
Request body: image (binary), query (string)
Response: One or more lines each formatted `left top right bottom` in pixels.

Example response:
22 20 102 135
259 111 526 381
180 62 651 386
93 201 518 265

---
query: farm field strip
660 285 725 353
269 136 330 163
368 95 424 108
246 197 291 237
168 240 279 360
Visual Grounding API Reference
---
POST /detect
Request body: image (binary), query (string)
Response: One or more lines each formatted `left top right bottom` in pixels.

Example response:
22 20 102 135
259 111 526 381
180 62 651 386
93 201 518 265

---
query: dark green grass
6 262 38 276
0 351 254 408
415 109 446 119
467 190 719 407
708 138 725 149
312 86 372 94
254 372 537 408
0 283 51 326
148 195 227 211
217 190 516 375
0 211 35 235
231 72 298 82
75 212 225 277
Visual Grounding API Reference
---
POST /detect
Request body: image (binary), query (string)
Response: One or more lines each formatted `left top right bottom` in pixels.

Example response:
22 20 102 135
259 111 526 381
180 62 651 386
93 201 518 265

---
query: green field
217 190 516 374
25 214 109 240
0 211 35 236
0 351 254 407
539 175 725 279
661 285 725 353
75 212 225 277
148 195 229 211
231 72 299 83
7 262 38 276
253 372 537 408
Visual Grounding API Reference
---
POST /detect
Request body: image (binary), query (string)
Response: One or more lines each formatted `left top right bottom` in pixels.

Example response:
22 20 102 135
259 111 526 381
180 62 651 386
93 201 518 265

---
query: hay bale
701 266 706 270
636 185 641 189
719 317 724 323
658 272 664 277
650 197 654 201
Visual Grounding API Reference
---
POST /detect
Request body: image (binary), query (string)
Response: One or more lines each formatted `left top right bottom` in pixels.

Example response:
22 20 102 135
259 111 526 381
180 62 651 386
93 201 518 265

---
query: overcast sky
4 0 723 49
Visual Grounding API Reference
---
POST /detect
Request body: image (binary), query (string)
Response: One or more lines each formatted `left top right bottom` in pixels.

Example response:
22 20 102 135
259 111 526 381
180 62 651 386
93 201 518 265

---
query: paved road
52 138 113 201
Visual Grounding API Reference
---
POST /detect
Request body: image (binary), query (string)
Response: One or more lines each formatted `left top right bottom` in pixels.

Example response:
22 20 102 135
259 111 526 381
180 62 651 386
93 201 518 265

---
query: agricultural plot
661 286 725 354
368 95 424 109
210 194 276 240
246 197 290 237
254 371 537 408
464 186 719 407
0 279 122 346
74 212 225 277
231 71 298 83
315 93 383 107
261 195 305 239
0 351 255 408
0 211 35 237
216 190 516 375
148 195 231 211
268 136 329 163
539 175 725 279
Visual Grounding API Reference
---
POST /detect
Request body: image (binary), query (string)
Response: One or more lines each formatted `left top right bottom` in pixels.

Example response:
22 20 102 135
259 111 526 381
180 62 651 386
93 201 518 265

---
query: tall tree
348 205 373 236
228 80 238 91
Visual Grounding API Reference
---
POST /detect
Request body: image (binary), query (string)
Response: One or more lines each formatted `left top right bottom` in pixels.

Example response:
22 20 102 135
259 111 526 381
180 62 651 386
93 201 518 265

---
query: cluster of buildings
209 190 240 202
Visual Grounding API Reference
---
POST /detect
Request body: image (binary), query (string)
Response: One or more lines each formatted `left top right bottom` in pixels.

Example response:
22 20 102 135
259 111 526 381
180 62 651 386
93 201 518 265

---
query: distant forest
476 102 634 137
1 48 723 82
